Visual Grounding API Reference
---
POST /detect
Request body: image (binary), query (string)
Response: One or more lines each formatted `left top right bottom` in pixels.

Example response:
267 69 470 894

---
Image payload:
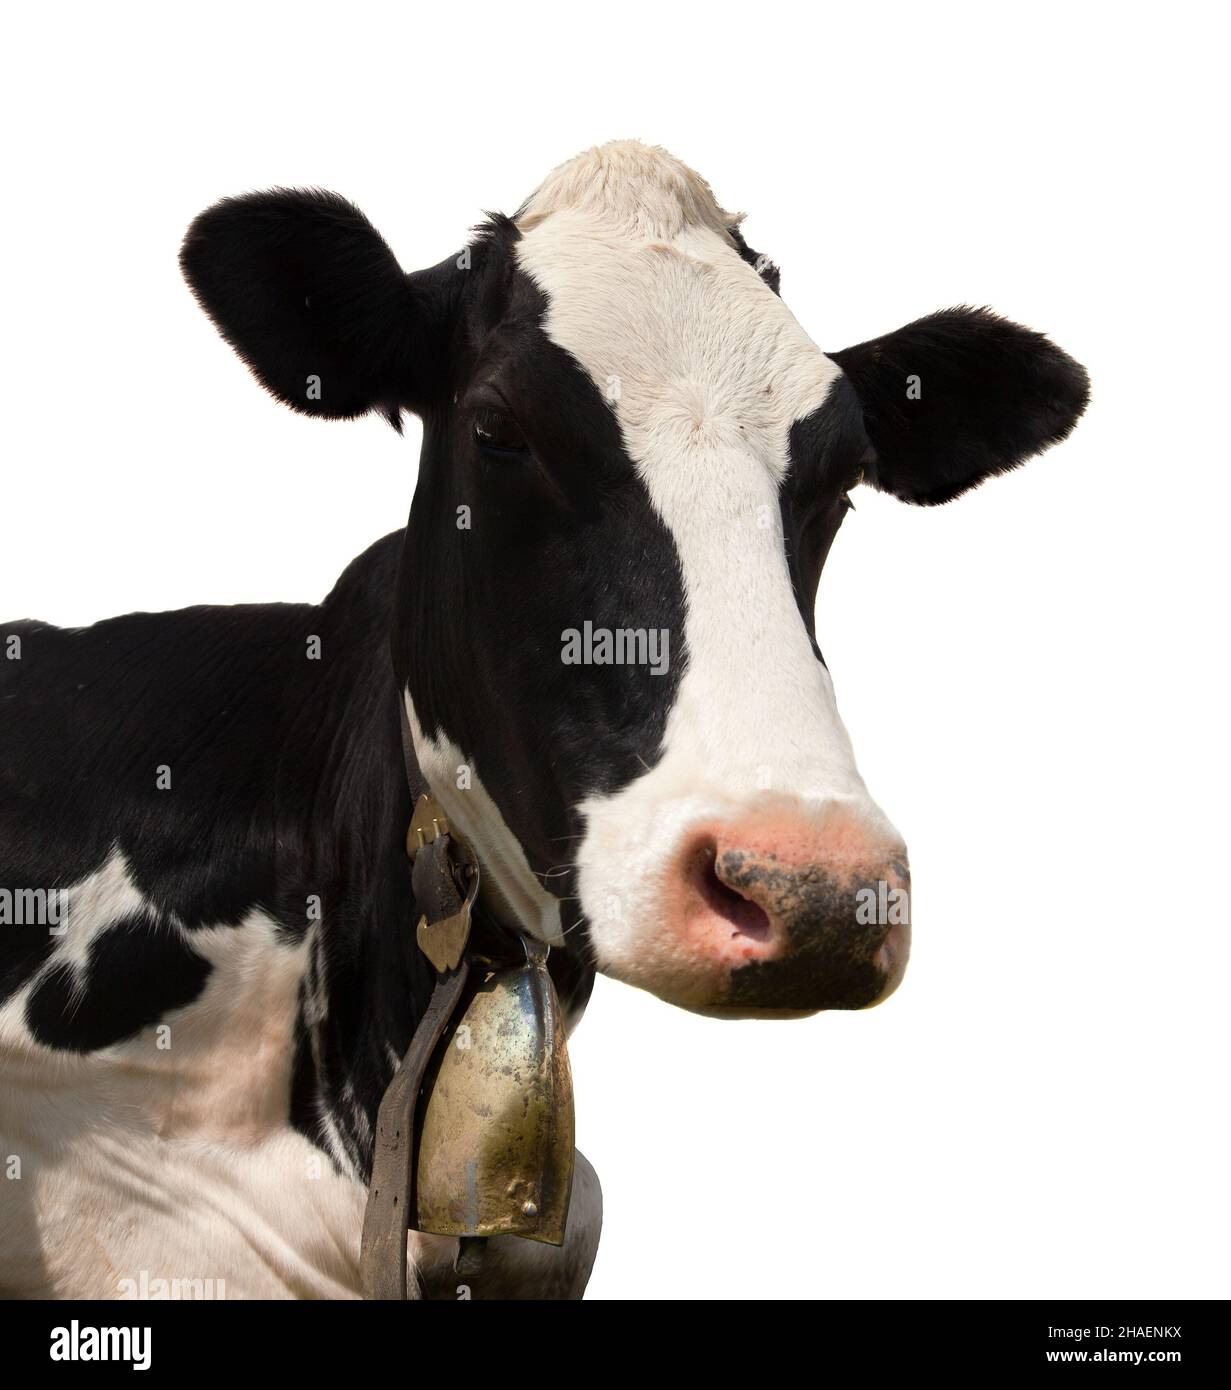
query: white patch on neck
403 695 564 946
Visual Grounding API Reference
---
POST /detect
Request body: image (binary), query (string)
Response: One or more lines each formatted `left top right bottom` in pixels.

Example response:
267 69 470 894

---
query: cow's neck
281 533 436 1181
288 531 594 1183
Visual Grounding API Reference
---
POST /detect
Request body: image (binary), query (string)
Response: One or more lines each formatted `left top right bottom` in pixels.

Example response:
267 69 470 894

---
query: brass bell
414 941 575 1244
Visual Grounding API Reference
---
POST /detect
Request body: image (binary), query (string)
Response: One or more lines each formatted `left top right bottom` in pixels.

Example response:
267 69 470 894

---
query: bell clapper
454 1236 488 1279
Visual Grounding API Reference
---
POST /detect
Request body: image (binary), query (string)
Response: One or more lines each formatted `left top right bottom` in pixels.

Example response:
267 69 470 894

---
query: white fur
514 143 900 992
0 853 368 1298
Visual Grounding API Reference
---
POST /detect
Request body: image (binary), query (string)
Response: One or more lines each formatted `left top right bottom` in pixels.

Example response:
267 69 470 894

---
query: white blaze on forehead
517 140 739 240
513 142 897 980
515 142 865 798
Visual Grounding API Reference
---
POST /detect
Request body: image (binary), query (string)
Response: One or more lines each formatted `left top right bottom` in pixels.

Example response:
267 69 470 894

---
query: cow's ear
181 189 453 429
830 307 1089 505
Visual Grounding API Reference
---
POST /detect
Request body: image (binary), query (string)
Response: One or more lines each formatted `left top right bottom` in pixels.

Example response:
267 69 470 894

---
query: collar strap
362 790 573 1299
361 799 475 1300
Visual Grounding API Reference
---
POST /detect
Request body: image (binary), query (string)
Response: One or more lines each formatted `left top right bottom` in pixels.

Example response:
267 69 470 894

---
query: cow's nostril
692 839 772 941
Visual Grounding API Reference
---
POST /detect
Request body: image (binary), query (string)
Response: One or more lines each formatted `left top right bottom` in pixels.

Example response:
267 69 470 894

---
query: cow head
182 142 1088 1016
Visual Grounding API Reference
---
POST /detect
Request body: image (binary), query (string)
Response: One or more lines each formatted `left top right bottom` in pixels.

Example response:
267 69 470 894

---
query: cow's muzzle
663 807 911 1015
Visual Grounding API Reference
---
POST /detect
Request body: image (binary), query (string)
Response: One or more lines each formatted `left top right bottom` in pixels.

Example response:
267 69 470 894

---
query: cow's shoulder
0 531 407 1030
1 530 405 875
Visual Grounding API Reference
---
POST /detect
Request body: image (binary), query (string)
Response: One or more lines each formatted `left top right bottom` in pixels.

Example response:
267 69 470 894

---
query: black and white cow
0 142 1087 1299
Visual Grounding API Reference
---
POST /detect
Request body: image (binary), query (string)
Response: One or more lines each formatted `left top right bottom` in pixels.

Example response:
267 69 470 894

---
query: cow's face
183 142 1087 1015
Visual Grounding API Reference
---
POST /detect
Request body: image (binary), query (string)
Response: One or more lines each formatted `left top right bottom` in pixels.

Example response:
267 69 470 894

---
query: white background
3 2 1226 1299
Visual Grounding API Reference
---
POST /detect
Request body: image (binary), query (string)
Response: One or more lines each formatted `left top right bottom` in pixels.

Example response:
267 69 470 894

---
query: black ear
829 306 1089 505
181 189 450 429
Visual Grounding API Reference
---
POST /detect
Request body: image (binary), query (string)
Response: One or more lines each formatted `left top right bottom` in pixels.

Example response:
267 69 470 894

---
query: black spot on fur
0 914 58 1009
25 913 212 1052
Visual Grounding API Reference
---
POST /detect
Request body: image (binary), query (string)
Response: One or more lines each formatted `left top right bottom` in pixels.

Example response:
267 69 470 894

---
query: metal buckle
407 795 451 860
409 793 479 973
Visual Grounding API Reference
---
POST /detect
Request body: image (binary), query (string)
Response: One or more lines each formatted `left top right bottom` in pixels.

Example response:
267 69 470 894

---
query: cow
0 141 1088 1299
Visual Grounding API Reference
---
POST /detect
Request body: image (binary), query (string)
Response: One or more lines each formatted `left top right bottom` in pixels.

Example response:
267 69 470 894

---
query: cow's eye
841 493 855 512
474 408 529 455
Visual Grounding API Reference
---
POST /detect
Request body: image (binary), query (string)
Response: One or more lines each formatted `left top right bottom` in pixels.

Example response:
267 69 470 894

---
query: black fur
729 223 781 294
180 189 457 428
830 306 1090 505
783 374 872 652
26 914 212 1052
